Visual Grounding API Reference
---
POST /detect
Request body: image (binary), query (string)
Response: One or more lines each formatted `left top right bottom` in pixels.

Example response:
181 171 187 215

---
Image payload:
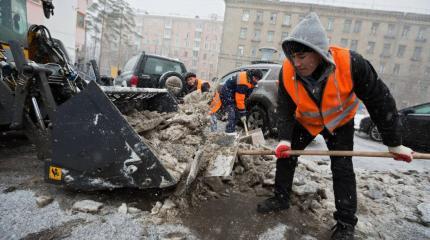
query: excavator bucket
46 82 178 190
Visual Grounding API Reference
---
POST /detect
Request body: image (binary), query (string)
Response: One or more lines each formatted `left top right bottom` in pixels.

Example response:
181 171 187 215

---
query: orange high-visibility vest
235 71 253 111
209 91 222 114
282 46 359 136
196 79 209 92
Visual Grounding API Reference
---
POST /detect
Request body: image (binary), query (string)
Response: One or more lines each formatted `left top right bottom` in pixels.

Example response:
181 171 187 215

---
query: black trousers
275 119 358 225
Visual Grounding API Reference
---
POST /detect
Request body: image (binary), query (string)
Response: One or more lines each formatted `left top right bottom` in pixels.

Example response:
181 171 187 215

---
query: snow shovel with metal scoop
239 118 266 146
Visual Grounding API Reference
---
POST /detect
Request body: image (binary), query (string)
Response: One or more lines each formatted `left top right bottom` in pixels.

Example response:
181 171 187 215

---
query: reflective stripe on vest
282 46 359 136
235 71 253 111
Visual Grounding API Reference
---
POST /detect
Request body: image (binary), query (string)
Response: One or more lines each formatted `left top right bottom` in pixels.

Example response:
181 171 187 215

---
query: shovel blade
239 128 266 146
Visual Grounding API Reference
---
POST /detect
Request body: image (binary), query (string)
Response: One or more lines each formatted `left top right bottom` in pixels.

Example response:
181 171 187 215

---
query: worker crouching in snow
257 12 414 240
182 72 210 95
209 69 263 133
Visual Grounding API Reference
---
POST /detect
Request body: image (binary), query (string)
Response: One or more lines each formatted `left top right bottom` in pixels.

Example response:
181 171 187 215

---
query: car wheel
247 105 271 136
159 71 184 97
368 125 382 142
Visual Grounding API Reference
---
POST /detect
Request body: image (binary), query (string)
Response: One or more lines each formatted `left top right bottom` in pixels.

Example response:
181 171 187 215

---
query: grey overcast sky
126 0 430 18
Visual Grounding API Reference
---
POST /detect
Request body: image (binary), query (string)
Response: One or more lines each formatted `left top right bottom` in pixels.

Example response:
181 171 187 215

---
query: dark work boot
330 221 355 240
257 196 289 214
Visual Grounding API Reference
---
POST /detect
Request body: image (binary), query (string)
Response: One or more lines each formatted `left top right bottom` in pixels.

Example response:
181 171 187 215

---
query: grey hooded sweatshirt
277 12 403 147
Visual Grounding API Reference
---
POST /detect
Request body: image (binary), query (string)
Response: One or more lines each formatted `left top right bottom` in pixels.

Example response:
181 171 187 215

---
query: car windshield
143 56 184 75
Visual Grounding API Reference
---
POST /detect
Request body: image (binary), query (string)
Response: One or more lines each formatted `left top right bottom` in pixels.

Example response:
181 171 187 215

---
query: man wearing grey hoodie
257 13 414 239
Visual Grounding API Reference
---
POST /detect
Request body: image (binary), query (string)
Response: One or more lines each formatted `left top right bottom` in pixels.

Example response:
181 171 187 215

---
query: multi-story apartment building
220 0 430 107
135 12 223 81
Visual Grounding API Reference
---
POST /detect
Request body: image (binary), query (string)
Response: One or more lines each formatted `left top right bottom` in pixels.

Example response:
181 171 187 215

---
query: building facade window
417 27 426 41
267 31 274 42
283 14 291 26
164 29 171 39
393 64 400 75
397 45 406 57
281 32 288 41
239 28 247 39
401 25 410 38
253 30 261 41
367 41 375 54
256 11 263 23
327 17 334 32
353 20 362 33
164 19 172 28
386 23 396 37
270 12 277 24
371 22 379 35
412 46 422 61
193 50 199 57
242 10 250 21
379 63 385 74
237 45 244 56
381 43 391 57
195 31 202 39
343 19 352 33
77 12 85 28
251 47 257 57
340 38 348 47
350 40 358 51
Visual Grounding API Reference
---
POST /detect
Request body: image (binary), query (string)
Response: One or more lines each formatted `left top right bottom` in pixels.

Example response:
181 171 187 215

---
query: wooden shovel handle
237 149 430 160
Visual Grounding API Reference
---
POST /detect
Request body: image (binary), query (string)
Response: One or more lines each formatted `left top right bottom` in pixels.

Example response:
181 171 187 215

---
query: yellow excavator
0 0 179 190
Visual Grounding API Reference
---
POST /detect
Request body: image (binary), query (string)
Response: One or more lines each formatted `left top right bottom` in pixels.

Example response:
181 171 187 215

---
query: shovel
239 118 266 146
237 149 430 160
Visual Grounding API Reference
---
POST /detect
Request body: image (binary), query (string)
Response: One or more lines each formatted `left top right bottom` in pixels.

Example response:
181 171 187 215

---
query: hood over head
282 12 334 65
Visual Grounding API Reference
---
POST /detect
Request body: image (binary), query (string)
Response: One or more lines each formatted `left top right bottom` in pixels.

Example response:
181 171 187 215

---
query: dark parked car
358 102 430 152
115 52 187 96
217 63 281 135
